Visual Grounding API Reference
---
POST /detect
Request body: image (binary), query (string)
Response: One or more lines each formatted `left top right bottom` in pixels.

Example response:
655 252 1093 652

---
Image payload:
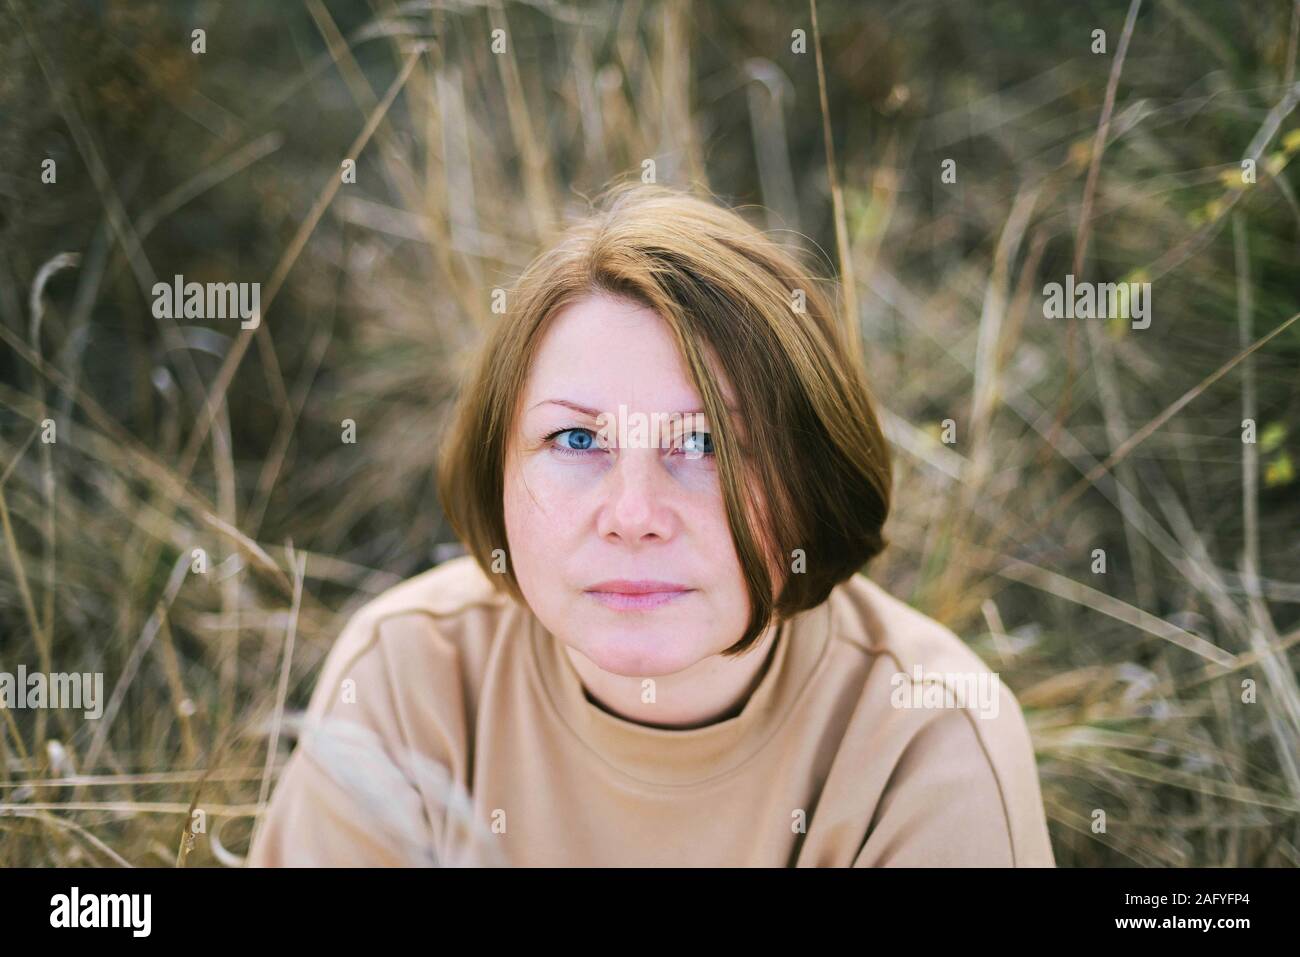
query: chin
572 625 710 678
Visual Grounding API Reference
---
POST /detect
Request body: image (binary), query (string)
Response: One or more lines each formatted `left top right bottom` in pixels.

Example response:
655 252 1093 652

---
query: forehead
522 292 734 412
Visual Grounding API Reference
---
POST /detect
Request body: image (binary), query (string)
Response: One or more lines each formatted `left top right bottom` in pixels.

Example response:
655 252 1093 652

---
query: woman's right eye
549 428 600 456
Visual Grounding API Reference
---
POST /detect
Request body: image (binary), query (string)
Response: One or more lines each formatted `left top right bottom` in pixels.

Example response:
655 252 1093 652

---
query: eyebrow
529 398 736 417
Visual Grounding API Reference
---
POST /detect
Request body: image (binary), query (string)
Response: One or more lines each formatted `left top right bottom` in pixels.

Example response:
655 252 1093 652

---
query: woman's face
503 291 757 677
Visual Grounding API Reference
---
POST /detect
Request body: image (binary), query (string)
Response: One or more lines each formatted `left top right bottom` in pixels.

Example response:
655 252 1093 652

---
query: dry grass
1 0 1298 866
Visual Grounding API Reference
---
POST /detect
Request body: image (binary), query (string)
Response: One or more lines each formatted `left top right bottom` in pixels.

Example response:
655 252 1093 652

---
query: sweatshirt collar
528 596 833 787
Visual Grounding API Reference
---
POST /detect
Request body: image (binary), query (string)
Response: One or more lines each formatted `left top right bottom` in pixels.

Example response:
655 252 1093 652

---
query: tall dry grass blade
1083 320 1157 609
1035 309 1300 533
0 486 49 751
1054 0 1143 446
488 0 554 240
249 545 307 856
809 0 859 358
175 47 425 487
969 184 1040 476
1234 213 1300 794
997 559 1237 667
81 551 192 774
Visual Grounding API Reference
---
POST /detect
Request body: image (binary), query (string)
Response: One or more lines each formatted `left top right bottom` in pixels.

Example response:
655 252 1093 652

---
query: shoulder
346 553 507 624
826 573 1055 866
304 555 512 721
830 572 992 675
255 558 505 865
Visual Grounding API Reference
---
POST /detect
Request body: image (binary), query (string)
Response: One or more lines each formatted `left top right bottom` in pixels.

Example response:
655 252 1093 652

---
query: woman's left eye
678 431 715 456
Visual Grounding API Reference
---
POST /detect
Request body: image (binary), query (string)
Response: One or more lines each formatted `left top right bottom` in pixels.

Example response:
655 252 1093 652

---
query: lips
584 580 694 611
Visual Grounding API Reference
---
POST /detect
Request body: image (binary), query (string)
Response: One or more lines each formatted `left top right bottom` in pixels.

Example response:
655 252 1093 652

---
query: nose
595 448 677 544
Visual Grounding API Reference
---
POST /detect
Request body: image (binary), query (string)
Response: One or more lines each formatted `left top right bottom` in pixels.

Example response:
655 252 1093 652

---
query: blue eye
549 428 599 456
679 431 714 457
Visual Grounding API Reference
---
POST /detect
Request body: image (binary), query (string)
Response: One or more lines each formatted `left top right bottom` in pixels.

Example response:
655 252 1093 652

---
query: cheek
692 495 738 566
681 487 750 613
505 456 590 529
503 457 608 609
503 463 569 571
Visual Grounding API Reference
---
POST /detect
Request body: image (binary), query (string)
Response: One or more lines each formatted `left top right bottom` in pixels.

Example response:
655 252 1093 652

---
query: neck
563 621 782 729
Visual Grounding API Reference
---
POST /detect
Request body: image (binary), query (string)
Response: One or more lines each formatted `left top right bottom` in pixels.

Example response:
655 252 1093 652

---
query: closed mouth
584 580 694 611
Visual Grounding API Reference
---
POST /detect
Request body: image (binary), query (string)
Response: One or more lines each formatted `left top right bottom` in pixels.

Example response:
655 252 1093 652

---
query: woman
247 183 1056 867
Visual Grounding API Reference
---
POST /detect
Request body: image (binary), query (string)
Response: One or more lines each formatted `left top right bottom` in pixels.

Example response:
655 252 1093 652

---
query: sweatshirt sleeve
853 683 1056 867
244 742 431 866
246 611 452 867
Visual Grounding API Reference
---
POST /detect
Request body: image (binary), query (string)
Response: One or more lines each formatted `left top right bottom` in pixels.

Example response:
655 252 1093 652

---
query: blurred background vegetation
1 0 1298 866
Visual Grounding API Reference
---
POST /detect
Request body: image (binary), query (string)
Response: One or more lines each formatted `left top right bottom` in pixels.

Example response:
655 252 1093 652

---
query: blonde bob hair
437 183 892 656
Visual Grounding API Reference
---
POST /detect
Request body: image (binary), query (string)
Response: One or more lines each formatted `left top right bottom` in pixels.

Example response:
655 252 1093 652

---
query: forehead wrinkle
528 398 740 417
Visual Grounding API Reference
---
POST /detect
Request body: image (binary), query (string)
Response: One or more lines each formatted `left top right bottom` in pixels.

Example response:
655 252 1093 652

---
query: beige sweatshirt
246 555 1055 867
